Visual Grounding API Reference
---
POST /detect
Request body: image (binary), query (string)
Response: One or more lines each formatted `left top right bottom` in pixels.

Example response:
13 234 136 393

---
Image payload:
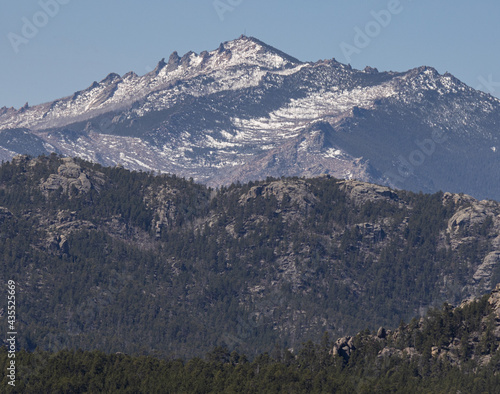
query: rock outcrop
443 193 500 297
238 179 317 213
332 336 356 360
338 180 400 206
44 210 97 252
337 284 500 368
40 158 99 196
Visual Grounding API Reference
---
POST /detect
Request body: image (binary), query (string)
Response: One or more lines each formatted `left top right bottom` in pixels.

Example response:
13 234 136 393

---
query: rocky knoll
337 179 401 205
333 284 500 369
39 156 104 196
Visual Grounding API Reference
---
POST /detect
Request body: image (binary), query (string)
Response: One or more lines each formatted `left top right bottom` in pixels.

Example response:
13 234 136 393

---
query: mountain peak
145 36 302 79
153 58 167 75
100 73 121 84
220 35 302 68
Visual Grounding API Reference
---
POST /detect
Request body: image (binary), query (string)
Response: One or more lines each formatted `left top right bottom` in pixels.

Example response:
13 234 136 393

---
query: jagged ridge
0 36 499 200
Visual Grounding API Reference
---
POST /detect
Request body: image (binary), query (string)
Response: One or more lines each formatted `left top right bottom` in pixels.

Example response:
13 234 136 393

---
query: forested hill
1 154 500 359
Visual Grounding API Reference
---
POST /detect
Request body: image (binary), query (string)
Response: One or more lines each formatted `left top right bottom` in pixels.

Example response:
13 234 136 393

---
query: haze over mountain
0 36 499 200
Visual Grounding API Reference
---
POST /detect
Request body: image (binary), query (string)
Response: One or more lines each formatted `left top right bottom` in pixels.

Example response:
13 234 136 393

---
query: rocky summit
0 36 499 200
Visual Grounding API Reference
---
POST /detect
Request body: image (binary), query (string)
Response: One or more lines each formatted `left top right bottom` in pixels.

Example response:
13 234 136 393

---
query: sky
1 0 499 109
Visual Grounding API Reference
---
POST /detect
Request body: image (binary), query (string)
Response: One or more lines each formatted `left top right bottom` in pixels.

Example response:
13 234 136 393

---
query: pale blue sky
1 0 499 108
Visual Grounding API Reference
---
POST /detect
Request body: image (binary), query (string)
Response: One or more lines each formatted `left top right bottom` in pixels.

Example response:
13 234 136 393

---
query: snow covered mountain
1 35 499 200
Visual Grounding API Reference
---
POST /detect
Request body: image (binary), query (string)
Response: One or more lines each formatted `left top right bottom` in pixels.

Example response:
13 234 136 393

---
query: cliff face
1 155 500 358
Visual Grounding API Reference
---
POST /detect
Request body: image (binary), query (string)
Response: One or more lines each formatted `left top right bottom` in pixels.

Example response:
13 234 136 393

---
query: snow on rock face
1 36 500 200
0 36 300 131
0 36 441 134
271 83 397 121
